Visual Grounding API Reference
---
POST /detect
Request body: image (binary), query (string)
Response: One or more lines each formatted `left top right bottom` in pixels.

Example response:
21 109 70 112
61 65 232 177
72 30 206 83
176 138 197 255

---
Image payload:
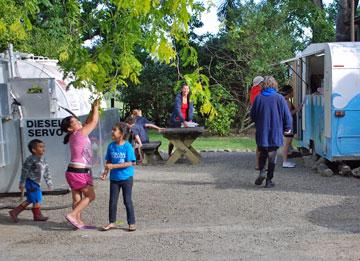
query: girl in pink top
60 99 100 229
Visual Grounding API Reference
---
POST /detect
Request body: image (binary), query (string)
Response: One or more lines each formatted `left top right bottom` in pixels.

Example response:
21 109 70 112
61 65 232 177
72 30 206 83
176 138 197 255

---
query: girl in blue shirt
100 122 136 231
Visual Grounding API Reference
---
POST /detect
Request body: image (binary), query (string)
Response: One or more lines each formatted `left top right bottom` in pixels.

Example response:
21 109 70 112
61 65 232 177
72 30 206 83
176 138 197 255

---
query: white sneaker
282 161 296 168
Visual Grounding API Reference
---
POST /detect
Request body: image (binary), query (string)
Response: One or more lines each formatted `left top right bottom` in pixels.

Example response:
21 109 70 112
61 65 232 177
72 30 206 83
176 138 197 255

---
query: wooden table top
161 127 204 135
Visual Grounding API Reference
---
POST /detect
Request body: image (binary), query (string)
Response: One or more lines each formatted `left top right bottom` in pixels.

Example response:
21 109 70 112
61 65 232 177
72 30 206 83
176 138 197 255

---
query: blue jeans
109 177 135 225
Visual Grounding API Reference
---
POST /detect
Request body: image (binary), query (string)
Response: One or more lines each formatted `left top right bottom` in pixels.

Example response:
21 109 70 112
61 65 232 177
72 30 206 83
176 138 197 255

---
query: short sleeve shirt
105 141 136 181
131 125 149 144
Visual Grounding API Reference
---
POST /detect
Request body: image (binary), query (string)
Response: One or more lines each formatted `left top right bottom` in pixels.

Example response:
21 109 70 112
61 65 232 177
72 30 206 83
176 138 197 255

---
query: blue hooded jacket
170 93 194 124
250 88 292 147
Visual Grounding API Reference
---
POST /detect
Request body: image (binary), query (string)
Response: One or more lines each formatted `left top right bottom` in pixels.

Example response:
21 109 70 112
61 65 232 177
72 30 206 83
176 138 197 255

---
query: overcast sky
195 0 334 35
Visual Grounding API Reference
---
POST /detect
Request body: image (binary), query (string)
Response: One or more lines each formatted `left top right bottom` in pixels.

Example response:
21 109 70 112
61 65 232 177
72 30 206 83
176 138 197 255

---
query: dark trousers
109 177 135 225
258 147 278 180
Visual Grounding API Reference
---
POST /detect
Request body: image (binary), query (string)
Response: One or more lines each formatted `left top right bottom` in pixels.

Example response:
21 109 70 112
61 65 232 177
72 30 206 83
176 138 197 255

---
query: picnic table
161 127 204 164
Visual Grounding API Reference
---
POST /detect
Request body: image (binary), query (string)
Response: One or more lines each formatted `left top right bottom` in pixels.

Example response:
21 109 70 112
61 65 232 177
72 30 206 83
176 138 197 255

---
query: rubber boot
264 179 275 188
32 207 48 221
9 203 28 223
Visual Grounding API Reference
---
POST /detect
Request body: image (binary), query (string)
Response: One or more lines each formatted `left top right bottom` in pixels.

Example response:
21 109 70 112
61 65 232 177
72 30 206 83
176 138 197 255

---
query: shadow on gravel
306 198 360 233
0 212 74 231
142 152 360 197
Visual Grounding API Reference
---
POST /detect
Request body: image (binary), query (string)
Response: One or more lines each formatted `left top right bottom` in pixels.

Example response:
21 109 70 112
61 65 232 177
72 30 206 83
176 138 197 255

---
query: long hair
60 116 73 144
181 83 191 121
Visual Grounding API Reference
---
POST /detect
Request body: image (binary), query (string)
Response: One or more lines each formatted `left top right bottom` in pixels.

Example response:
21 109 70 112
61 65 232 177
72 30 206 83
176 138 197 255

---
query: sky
195 0 334 36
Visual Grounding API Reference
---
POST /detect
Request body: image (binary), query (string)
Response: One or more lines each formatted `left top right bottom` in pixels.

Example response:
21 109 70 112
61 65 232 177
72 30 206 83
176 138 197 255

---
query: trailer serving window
306 53 325 95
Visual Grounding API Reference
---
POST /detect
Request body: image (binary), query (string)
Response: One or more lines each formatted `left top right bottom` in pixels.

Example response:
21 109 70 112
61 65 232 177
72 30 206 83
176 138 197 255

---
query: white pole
8 44 16 78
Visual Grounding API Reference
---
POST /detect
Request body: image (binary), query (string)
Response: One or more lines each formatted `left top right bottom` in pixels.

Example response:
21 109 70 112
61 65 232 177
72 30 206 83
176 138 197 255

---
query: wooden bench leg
167 139 200 164
143 151 156 165
167 147 183 164
155 150 163 161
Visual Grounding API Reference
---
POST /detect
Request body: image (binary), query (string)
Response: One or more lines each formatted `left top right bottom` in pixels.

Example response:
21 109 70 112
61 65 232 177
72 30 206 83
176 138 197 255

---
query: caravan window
307 54 325 94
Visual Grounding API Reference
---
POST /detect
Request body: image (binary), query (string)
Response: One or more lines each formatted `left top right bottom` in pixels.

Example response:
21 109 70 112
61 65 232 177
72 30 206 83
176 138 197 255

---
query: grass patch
148 130 256 151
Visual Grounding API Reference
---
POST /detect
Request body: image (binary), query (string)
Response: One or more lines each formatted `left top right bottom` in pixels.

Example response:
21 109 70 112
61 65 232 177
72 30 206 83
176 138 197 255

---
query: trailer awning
279 57 299 64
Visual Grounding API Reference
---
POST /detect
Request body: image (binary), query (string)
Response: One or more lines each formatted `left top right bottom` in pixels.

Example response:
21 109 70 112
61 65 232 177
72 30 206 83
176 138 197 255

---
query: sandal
65 214 82 229
100 223 117 231
128 224 136 232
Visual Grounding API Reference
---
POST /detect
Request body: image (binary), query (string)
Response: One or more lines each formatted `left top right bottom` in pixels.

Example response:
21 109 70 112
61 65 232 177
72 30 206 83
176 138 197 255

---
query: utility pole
351 0 355 41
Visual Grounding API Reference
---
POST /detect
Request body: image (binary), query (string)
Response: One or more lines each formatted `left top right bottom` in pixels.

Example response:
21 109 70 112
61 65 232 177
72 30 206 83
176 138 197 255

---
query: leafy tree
120 58 178 126
199 1 295 133
0 0 40 51
335 0 359 41
0 0 216 120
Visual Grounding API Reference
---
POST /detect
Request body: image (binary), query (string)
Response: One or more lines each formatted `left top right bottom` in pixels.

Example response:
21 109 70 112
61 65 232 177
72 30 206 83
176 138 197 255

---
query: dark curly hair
114 122 131 140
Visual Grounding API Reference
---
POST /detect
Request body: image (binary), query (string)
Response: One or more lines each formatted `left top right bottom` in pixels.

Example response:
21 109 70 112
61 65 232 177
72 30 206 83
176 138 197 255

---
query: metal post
8 44 16 79
351 0 355 42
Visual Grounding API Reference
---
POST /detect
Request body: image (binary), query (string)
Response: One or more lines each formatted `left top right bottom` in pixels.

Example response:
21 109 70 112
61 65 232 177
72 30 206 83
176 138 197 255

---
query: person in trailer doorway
280 85 303 168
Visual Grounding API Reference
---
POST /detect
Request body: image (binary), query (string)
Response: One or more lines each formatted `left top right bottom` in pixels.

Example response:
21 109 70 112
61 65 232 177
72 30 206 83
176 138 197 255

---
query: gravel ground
1 152 360 261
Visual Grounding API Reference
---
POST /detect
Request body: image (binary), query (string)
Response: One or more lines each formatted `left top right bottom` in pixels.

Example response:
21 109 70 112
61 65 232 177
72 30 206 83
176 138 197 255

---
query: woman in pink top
60 99 100 229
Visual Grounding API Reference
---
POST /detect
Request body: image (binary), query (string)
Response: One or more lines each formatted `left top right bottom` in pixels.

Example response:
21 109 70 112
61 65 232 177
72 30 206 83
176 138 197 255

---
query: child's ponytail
60 116 73 144
63 133 71 144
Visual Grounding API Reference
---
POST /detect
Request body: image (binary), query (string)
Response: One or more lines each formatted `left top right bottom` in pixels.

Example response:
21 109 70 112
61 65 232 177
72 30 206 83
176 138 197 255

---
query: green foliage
198 1 296 133
120 59 178 125
205 85 237 136
58 0 203 95
0 0 38 51
206 103 237 136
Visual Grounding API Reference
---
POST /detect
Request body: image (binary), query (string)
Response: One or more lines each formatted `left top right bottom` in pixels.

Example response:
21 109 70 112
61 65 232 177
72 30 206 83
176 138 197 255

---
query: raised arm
81 99 100 136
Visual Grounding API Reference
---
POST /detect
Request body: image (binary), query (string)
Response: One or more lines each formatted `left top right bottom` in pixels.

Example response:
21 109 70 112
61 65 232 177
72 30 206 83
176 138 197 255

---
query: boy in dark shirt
9 139 53 222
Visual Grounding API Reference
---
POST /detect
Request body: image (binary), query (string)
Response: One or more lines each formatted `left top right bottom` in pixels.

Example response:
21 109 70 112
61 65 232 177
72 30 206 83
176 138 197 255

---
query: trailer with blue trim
281 42 360 162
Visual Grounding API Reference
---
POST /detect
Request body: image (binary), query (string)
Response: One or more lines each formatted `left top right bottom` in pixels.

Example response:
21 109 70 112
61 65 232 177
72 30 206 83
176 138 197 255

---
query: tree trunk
336 0 359 41
312 0 323 9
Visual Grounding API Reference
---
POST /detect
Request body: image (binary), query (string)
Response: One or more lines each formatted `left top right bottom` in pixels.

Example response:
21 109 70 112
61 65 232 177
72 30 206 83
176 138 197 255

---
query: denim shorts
25 179 42 203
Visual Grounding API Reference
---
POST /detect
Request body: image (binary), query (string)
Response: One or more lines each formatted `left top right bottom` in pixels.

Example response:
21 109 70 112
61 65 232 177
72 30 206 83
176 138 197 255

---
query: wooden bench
140 141 162 165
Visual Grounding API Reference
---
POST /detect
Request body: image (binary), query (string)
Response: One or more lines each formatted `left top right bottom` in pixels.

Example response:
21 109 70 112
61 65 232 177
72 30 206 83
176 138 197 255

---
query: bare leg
283 137 291 163
67 186 95 224
282 137 295 168
71 190 84 225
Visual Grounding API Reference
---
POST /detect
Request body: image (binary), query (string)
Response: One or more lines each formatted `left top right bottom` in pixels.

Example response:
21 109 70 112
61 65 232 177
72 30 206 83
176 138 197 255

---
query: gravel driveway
1 152 360 261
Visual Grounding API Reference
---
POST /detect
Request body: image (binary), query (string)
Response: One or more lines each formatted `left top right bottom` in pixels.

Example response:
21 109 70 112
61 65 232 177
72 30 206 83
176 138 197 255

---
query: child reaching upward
60 99 100 229
100 122 137 231
9 139 53 222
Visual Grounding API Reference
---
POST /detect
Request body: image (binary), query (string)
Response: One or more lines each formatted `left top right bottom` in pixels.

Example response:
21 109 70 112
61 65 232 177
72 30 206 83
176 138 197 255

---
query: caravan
281 42 360 162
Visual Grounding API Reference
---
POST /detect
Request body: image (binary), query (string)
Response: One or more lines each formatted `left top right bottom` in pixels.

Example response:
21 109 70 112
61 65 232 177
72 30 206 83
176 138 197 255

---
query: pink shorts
65 171 93 190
